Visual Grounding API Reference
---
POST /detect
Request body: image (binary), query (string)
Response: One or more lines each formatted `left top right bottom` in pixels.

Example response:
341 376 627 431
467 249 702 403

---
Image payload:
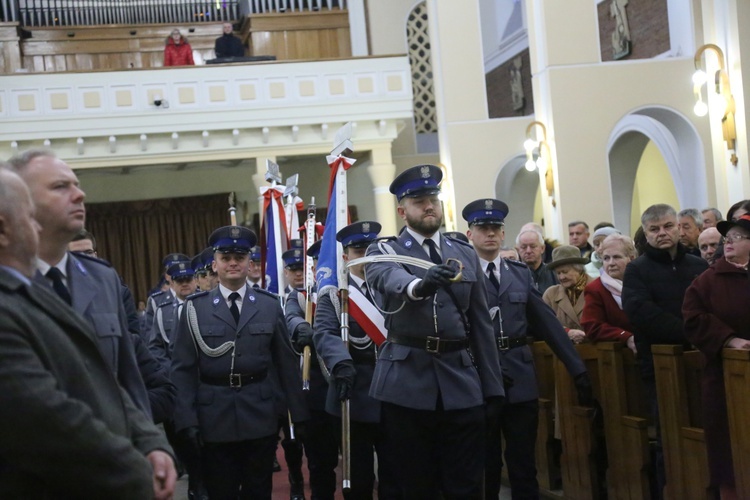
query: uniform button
236 353 242 357
389 354 393 359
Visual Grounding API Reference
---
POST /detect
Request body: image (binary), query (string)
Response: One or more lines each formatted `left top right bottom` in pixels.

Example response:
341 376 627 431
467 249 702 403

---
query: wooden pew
651 345 710 500
722 348 750 498
555 343 603 499
531 341 560 494
597 342 651 500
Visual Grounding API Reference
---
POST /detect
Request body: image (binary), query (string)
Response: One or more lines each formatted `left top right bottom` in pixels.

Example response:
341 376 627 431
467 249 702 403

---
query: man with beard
363 164 504 499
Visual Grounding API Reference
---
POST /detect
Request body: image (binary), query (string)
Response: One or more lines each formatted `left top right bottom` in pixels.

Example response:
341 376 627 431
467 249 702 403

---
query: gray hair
0 166 23 222
600 234 637 259
641 204 677 227
701 207 723 222
678 208 703 230
7 148 57 173
515 228 544 246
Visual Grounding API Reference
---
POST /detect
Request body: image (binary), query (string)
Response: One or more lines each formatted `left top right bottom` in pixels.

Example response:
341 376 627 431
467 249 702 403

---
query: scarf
599 269 623 309
565 271 589 306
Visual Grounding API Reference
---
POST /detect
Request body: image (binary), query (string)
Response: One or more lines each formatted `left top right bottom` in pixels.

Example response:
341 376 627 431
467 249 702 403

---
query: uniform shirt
219 283 245 314
404 227 442 300
479 257 501 286
37 253 69 288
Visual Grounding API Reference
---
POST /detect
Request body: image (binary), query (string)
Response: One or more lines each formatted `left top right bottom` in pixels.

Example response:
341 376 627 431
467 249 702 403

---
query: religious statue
610 0 631 59
509 56 525 112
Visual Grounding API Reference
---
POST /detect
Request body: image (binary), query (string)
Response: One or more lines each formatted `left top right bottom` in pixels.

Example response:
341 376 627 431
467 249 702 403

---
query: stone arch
495 154 542 242
607 106 707 231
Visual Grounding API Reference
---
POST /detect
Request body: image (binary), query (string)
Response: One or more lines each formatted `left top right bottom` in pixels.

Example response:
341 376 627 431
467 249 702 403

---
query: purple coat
683 257 750 489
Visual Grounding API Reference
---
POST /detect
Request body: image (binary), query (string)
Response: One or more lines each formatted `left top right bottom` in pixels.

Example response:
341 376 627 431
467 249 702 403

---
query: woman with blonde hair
164 29 194 67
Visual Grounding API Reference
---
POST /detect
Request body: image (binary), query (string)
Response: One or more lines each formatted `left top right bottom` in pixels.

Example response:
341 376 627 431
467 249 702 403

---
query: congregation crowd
1 150 749 500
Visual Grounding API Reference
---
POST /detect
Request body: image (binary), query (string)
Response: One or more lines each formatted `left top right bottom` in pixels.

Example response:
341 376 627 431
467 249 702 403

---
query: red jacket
581 277 633 343
164 37 194 67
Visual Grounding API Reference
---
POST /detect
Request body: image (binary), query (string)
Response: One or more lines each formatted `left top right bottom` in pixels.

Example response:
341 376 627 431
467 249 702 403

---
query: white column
348 0 369 56
367 145 398 236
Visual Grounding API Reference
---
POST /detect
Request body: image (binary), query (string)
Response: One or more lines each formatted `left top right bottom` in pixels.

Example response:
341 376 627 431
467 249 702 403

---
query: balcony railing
1 0 346 26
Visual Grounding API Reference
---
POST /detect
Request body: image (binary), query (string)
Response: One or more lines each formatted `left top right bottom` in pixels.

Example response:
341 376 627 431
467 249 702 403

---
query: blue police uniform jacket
313 277 380 423
148 298 180 366
35 252 151 419
485 258 586 404
364 232 505 410
285 288 328 412
142 288 174 340
171 285 309 443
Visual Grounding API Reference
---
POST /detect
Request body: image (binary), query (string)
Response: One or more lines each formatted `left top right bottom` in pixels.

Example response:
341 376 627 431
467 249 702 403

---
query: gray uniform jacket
313 278 380 423
0 268 172 499
486 258 586 404
285 288 327 412
171 285 309 443
34 252 151 419
364 233 505 410
142 288 174 340
148 299 179 366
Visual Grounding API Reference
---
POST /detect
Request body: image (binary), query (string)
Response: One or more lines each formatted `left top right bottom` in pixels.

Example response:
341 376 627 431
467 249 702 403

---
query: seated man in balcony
215 22 245 59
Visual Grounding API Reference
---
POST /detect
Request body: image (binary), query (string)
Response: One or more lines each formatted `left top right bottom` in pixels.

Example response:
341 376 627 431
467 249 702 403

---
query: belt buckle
497 337 510 351
230 373 242 388
425 336 441 354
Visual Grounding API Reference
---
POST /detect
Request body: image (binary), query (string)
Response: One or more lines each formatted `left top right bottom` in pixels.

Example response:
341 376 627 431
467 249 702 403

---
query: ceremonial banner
315 155 355 295
260 185 288 294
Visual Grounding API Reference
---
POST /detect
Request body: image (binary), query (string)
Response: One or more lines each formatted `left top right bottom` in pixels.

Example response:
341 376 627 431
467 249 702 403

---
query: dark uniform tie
228 292 241 324
46 267 72 305
424 239 442 265
486 262 500 291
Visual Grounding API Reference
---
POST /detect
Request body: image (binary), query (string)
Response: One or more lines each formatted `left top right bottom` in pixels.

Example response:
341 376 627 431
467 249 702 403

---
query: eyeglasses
725 233 750 243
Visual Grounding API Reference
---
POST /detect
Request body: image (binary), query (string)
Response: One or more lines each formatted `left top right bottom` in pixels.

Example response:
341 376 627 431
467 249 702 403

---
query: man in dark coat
171 225 309 499
215 22 245 58
0 167 176 499
9 149 152 418
622 203 708 494
463 198 590 500
364 165 505 498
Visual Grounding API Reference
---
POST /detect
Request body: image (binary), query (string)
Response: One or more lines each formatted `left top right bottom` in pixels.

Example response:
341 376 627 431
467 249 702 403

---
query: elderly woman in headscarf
581 234 638 353
584 226 621 278
682 214 750 500
542 245 592 344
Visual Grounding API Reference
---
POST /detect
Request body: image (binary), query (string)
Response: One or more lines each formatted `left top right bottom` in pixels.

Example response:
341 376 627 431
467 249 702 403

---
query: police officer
248 246 263 289
149 260 196 365
364 165 505 499
171 225 309 499
314 221 398 499
462 198 591 500
143 252 190 339
283 239 338 499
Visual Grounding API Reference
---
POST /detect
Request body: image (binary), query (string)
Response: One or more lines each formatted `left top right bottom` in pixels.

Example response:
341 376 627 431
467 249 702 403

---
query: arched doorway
495 154 543 243
608 106 707 235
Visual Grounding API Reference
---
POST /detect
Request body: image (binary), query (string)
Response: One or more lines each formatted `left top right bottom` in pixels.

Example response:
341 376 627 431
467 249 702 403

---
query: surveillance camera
154 99 162 107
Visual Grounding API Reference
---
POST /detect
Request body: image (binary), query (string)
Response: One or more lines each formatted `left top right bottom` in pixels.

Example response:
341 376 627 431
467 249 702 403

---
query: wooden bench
555 343 603 499
597 342 652 500
531 341 560 494
722 348 750 498
652 345 710 499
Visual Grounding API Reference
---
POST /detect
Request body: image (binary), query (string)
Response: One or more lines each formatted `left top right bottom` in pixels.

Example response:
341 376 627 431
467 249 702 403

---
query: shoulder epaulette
374 236 397 243
71 251 113 268
253 288 280 300
505 258 529 268
156 298 176 308
186 290 209 301
149 290 165 298
444 236 472 248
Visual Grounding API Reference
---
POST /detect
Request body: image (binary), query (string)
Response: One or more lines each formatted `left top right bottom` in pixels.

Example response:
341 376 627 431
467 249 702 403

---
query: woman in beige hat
542 245 592 343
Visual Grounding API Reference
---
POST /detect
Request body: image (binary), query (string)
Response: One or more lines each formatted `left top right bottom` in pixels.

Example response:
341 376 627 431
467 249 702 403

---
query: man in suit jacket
9 149 151 418
0 167 176 499
314 221 399 499
364 165 505 498
171 225 309 499
463 198 590 500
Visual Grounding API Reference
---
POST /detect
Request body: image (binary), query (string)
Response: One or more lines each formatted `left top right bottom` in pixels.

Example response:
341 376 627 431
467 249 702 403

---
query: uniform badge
484 199 494 210
362 222 370 233
213 297 220 305
420 165 430 178
294 249 301 258
179 263 186 270
405 240 412 248
231 227 240 238
445 239 453 247
249 295 256 303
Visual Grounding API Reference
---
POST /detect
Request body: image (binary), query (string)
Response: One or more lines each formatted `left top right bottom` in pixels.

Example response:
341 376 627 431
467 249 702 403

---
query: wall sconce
693 43 737 166
524 121 556 206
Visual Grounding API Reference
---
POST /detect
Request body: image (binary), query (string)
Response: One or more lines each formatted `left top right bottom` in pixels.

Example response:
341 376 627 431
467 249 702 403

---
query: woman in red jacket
164 29 194 67
581 233 638 353
683 215 750 500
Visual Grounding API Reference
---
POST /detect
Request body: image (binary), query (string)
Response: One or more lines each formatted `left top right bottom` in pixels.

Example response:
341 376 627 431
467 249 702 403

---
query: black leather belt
388 333 469 354
496 336 529 351
201 370 267 388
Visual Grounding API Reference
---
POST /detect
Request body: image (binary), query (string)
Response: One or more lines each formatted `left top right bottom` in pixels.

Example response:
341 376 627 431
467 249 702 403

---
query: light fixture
524 121 556 206
693 44 737 166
